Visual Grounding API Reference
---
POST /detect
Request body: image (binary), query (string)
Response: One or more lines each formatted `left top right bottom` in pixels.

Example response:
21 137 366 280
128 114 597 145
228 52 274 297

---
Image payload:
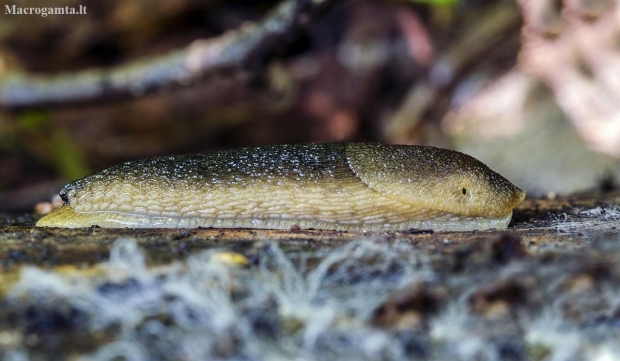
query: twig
0 0 335 109
384 3 521 142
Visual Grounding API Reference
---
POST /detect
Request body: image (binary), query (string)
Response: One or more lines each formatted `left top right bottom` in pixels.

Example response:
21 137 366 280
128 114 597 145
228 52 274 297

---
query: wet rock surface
0 191 619 360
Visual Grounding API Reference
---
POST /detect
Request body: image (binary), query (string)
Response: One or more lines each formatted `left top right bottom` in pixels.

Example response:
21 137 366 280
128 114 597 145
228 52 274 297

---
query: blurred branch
430 3 522 88
0 0 336 110
384 2 521 143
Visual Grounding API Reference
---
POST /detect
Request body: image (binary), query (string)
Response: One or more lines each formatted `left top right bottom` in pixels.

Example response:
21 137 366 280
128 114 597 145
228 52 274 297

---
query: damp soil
0 191 619 360
1 191 618 271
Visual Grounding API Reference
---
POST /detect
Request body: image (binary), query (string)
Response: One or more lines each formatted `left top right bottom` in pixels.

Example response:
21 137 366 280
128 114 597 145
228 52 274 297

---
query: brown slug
36 143 525 231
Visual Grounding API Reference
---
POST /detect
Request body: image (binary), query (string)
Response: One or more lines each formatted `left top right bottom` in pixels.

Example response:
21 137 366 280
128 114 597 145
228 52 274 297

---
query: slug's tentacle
36 142 525 231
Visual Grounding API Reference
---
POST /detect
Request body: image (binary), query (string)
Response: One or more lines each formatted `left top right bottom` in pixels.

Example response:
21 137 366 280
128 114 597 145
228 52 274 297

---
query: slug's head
427 160 526 218
346 143 526 220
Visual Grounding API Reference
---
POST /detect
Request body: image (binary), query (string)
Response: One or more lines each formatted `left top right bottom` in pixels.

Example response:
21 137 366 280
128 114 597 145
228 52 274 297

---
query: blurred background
1 0 619 212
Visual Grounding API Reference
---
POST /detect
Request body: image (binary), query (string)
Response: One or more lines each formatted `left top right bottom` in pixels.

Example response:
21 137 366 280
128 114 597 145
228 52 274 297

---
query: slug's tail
36 205 81 228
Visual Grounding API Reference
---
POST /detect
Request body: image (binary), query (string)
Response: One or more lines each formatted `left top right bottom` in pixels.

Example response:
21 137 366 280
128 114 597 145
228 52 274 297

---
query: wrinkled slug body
37 143 525 231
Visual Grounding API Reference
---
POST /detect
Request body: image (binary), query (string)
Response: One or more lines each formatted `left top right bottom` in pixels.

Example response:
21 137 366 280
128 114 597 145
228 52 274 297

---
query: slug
36 142 525 231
